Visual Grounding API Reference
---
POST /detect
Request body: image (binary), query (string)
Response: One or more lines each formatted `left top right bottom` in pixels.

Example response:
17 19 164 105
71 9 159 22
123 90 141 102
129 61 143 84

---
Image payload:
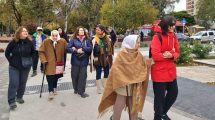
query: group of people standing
5 16 180 120
4 24 116 107
98 16 180 120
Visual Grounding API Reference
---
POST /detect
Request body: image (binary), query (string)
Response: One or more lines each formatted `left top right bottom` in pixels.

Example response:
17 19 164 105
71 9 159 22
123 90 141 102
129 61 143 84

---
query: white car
190 31 215 42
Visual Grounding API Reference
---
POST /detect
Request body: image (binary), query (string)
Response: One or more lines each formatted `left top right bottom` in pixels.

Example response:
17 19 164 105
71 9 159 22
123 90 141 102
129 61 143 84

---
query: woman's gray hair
50 30 60 41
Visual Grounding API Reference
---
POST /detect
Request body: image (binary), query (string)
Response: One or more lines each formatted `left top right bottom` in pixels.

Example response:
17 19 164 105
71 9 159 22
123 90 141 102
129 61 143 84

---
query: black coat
5 39 34 70
110 31 117 45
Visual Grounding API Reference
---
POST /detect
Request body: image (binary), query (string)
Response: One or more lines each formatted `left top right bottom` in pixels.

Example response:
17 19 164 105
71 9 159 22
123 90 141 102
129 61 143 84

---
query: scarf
77 35 86 42
95 33 112 55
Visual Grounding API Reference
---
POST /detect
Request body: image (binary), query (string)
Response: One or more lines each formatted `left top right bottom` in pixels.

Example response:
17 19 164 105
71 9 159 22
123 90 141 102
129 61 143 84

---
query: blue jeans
8 66 30 105
95 65 109 80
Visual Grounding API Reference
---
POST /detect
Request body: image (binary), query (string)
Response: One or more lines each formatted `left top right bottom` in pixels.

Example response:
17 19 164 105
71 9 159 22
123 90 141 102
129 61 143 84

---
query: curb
193 60 215 68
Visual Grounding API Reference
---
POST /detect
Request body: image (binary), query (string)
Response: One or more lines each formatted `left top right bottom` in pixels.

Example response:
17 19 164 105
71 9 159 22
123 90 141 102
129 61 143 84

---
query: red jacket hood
152 26 162 33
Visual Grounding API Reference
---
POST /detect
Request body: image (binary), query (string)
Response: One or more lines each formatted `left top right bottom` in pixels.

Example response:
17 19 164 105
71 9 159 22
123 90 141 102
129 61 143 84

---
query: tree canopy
100 0 158 34
0 0 184 34
170 11 196 26
197 0 215 29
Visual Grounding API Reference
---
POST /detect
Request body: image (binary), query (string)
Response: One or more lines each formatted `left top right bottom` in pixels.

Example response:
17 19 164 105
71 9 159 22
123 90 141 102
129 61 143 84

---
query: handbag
21 57 33 68
75 40 88 60
55 61 64 74
76 53 87 60
52 44 64 74
18 44 32 68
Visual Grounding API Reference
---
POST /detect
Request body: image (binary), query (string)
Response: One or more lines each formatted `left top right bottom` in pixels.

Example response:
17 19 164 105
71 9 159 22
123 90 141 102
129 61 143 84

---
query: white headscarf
50 30 61 48
121 35 139 49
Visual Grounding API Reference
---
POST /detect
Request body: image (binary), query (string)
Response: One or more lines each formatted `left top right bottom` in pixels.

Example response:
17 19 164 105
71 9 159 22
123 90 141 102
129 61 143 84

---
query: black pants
153 80 178 120
32 51 43 71
46 75 61 92
71 65 87 95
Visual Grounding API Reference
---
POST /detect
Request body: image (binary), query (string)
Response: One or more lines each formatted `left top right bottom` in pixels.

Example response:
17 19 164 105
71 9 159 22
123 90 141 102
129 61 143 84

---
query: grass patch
194 56 215 59
177 62 200 67
205 56 215 59
207 82 215 86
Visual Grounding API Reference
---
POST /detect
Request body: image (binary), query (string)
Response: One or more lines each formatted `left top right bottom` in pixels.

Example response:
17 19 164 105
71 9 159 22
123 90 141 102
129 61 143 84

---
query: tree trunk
8 0 22 26
64 11 68 33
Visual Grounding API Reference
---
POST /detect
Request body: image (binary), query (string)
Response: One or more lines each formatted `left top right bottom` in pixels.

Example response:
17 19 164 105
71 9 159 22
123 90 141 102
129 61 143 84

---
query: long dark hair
72 26 89 39
96 24 108 34
14 26 32 42
159 16 176 35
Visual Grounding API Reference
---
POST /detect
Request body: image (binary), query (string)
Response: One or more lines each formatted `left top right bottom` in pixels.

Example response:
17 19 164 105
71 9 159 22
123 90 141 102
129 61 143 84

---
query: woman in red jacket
151 16 180 120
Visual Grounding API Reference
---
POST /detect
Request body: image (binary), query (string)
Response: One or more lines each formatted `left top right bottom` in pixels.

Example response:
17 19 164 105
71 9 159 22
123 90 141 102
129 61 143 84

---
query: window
209 32 214 36
202 33 207 36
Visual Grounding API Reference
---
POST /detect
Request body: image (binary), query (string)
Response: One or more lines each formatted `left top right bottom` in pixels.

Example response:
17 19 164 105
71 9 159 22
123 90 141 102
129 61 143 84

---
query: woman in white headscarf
98 35 150 120
39 30 67 100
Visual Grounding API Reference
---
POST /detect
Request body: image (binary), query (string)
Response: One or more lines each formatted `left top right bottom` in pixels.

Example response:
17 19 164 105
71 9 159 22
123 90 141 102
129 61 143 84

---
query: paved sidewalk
10 88 198 120
1 47 214 120
194 59 215 66
8 53 203 120
0 53 10 120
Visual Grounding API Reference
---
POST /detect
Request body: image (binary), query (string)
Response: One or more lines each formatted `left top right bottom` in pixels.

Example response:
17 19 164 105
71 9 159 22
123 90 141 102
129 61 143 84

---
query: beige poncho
98 49 151 117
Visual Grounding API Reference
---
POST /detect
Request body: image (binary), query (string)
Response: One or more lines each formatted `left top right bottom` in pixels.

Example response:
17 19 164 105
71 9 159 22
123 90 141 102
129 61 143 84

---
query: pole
183 24 185 34
39 64 46 98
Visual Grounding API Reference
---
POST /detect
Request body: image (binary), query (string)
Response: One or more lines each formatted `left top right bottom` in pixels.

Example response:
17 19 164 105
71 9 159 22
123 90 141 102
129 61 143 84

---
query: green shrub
191 41 212 58
176 42 193 64
140 42 148 47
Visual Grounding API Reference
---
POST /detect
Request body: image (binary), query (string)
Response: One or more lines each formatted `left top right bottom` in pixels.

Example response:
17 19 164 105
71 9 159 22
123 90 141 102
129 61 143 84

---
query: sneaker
31 71 37 77
138 117 145 120
53 88 57 95
74 91 78 94
48 92 54 100
162 114 171 120
16 98 24 104
80 93 89 98
9 103 17 110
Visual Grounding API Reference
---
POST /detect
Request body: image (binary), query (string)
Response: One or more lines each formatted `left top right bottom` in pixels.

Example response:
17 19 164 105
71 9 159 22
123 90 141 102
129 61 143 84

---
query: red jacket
151 32 180 82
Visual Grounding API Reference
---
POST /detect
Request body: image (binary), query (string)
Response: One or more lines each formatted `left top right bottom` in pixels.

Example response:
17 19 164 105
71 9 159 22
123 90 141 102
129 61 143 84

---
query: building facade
186 0 198 16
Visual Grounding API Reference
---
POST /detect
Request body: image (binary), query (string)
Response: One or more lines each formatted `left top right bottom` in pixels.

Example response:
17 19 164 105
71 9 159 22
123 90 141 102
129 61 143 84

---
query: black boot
31 70 37 77
161 114 171 120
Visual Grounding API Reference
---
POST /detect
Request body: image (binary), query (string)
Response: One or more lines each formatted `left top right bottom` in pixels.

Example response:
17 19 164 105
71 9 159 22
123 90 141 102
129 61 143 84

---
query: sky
174 0 186 12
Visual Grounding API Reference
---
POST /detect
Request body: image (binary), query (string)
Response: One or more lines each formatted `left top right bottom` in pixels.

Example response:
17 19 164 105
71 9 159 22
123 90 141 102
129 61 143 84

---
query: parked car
190 31 215 42
176 33 190 42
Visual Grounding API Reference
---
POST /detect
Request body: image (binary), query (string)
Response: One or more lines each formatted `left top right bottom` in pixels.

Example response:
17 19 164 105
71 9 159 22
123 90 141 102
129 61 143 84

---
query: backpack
149 33 162 58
